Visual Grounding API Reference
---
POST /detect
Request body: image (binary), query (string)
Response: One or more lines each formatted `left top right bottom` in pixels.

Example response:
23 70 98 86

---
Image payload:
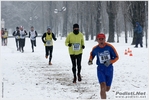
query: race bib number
16 36 20 39
31 35 35 40
98 51 111 64
46 40 52 46
73 43 80 51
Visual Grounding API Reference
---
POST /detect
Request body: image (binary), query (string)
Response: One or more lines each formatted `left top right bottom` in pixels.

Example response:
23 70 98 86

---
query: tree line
1 1 148 46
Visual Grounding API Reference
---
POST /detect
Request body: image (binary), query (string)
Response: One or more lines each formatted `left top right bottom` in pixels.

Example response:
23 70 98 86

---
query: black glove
104 60 111 67
82 45 85 49
88 60 93 65
68 43 72 47
43 41 46 43
34 36 36 38
54 38 57 41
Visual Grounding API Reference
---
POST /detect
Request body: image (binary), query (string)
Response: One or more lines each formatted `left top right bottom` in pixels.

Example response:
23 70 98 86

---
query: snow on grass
1 36 148 100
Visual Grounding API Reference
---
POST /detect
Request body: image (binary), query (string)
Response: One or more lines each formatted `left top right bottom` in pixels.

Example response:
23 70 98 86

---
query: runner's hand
68 43 72 47
88 60 93 65
82 45 85 49
104 60 111 67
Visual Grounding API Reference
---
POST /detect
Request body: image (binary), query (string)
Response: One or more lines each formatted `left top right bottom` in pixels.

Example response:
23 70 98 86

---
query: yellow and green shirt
42 32 56 46
65 32 85 55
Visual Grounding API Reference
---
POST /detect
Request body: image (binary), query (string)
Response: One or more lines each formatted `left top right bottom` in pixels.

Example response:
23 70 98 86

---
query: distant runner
12 27 20 51
42 26 57 65
29 26 38 52
19 26 28 53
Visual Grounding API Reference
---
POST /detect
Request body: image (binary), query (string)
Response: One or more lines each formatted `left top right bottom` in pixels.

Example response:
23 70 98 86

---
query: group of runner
11 24 119 99
12 26 37 53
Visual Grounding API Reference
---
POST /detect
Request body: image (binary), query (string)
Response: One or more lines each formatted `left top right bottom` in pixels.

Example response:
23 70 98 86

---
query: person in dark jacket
12 27 20 51
41 26 57 65
29 26 38 52
134 22 143 48
19 26 28 53
1 28 5 46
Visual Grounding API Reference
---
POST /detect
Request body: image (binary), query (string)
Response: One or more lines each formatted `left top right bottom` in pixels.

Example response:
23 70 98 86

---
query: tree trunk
80 13 83 33
145 1 148 48
116 18 119 43
85 2 89 40
62 1 67 37
131 31 136 45
107 12 115 42
124 14 128 43
42 1 45 33
96 1 102 40
91 15 94 40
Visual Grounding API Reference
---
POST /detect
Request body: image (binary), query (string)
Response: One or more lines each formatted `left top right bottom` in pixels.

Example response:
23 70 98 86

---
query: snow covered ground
1 35 149 100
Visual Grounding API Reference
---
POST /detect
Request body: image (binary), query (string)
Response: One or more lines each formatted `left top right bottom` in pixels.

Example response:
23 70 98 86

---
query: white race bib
98 51 111 64
46 40 52 46
31 35 35 40
73 43 80 51
16 36 19 39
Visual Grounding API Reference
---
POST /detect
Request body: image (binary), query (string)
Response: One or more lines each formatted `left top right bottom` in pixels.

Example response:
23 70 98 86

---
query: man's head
20 26 23 31
73 24 79 35
16 27 19 30
96 33 106 46
47 26 51 33
136 22 140 27
31 26 34 31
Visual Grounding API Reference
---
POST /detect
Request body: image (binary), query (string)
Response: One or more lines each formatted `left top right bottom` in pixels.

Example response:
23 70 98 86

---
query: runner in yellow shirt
65 24 85 83
42 26 57 65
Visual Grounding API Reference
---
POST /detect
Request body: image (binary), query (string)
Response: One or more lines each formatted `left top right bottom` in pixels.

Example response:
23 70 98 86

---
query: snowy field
0 35 149 100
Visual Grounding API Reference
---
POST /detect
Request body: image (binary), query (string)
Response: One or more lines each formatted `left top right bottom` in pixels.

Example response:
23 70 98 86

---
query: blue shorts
97 65 113 86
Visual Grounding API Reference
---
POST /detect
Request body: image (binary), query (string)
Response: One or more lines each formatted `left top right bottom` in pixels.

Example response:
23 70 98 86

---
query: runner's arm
24 30 28 35
35 31 38 37
65 34 70 46
110 45 119 64
12 31 16 36
89 48 95 61
41 33 46 43
28 32 30 38
52 33 57 41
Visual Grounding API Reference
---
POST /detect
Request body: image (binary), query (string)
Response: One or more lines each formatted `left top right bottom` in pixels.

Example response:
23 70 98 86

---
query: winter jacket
65 32 85 55
41 32 57 46
134 22 143 34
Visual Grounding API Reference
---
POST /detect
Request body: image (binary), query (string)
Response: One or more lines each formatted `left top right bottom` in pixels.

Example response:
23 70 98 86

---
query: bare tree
121 1 132 43
84 1 89 40
62 1 68 37
1 1 147 42
96 1 102 39
106 1 119 42
144 1 148 48
127 1 146 45
115 2 121 43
